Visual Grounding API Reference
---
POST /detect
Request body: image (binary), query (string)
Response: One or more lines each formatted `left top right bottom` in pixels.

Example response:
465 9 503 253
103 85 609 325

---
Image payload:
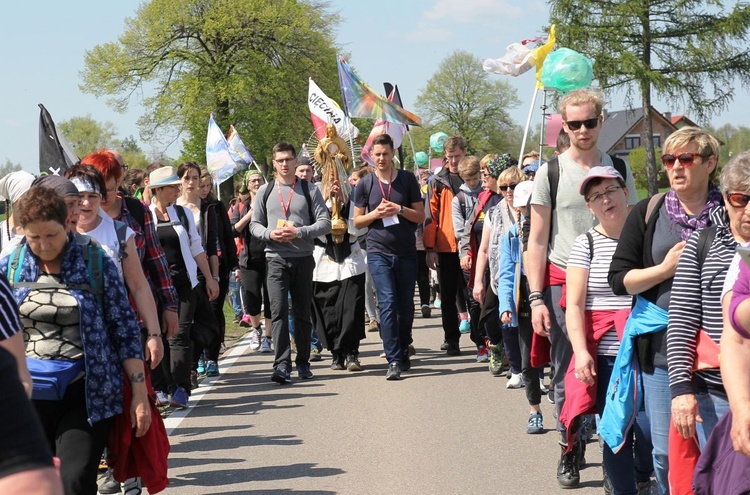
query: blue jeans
227 275 242 316
642 365 671 495
695 390 730 448
367 252 417 364
288 292 321 351
597 355 653 495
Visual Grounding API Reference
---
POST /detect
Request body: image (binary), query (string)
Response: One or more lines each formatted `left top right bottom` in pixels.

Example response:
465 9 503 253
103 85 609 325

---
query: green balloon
415 151 429 166
430 132 449 153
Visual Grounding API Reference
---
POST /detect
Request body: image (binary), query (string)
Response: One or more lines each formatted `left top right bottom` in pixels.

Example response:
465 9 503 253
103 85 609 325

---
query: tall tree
0 159 22 177
57 115 117 158
415 50 520 155
81 0 341 171
550 0 750 195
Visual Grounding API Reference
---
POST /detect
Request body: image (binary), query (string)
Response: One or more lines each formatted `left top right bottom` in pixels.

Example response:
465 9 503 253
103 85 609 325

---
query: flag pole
406 129 417 168
538 89 549 161
345 116 357 167
519 85 539 163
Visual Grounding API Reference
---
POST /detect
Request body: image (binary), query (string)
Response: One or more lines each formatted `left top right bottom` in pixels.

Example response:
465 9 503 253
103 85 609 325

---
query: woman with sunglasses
607 126 724 495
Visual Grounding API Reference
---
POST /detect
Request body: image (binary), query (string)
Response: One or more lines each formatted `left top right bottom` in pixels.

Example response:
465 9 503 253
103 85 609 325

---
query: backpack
260 179 314 227
124 196 147 234
7 236 107 310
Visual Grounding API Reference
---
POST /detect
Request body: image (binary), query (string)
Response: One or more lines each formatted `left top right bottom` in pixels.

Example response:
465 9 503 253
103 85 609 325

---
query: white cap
512 181 534 208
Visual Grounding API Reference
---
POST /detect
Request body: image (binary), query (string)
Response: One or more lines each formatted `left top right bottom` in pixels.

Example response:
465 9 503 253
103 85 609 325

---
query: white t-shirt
86 211 135 280
722 244 748 301
567 228 632 356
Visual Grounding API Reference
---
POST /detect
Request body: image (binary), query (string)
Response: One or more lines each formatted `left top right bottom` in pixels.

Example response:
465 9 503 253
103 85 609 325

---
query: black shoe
440 340 449 351
345 354 362 371
297 362 314 379
557 445 580 488
331 354 345 370
421 305 431 318
386 362 402 380
446 342 461 356
547 389 555 404
271 364 291 384
577 438 587 467
401 353 411 372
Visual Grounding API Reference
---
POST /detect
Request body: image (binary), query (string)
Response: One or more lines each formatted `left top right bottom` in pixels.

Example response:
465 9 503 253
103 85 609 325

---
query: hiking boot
476 345 489 363
272 364 291 384
206 360 219 377
98 469 120 494
506 373 525 389
446 342 461 356
421 304 431 318
190 370 199 390
297 363 313 380
527 412 544 434
260 336 273 353
345 354 362 371
310 348 322 362
557 445 580 488
386 361 402 381
239 314 252 328
488 344 504 376
249 327 262 351
170 387 189 409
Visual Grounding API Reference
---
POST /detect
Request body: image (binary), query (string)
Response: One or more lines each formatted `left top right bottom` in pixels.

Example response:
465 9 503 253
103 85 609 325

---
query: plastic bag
482 43 534 76
430 132 449 153
540 48 593 94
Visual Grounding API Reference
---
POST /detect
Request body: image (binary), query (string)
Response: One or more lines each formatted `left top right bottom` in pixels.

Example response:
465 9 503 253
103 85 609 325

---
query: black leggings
240 261 271 319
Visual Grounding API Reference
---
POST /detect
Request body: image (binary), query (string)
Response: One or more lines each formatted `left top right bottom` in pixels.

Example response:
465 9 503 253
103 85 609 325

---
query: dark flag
38 103 79 175
383 83 407 168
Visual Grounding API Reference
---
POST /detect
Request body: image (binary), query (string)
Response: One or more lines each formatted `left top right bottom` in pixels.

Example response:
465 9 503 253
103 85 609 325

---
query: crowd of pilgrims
2 88 750 495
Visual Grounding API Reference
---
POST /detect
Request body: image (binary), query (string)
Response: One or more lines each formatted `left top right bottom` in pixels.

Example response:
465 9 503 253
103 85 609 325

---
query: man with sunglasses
526 89 638 488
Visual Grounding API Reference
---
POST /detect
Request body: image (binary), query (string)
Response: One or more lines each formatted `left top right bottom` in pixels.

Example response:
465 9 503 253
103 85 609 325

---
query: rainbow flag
360 89 406 166
337 57 421 126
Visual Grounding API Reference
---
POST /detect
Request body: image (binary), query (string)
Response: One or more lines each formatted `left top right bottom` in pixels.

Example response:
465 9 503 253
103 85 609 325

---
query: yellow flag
531 25 556 89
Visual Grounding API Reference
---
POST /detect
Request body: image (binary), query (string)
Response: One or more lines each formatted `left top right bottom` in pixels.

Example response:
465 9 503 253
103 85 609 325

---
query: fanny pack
26 358 85 401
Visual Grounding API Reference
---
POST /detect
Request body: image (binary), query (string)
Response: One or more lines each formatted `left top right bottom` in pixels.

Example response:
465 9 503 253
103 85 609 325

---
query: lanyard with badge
378 170 399 227
277 179 297 228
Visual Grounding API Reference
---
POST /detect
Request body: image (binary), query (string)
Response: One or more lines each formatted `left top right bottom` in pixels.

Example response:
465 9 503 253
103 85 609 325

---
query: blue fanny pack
26 358 85 401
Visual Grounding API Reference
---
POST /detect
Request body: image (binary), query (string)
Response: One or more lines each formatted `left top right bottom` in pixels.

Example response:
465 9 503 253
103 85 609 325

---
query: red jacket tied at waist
530 262 568 368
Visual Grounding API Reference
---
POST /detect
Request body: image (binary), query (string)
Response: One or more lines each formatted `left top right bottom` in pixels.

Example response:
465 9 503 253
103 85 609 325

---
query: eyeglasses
726 193 750 208
274 158 296 164
565 118 599 131
586 185 623 203
661 152 709 168
499 183 518 192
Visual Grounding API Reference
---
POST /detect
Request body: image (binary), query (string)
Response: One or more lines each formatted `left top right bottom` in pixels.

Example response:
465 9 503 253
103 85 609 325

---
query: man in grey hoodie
250 142 331 384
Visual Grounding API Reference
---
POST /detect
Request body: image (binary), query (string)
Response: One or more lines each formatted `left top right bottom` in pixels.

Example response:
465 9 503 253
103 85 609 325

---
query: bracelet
528 294 544 303
212 275 220 281
530 300 545 309
147 333 161 338
528 291 543 300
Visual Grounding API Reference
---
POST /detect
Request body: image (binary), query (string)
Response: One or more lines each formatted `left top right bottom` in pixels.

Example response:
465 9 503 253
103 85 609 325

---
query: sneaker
603 467 614 495
459 319 471 334
249 327 262 351
271 364 291 384
506 373 524 389
557 445 580 488
260 336 273 353
196 356 206 375
440 340 449 351
446 342 461 356
421 304 431 318
385 361 402 380
539 379 549 394
122 477 143 495
476 345 490 363
155 390 169 407
98 470 120 494
434 298 442 309
488 344 504 376
239 314 252 328
367 319 380 332
190 370 199 390
310 348 322 362
547 389 555 404
233 314 241 324
331 354 345 370
170 387 189 409
345 354 362 371
206 360 219 377
527 412 544 434
297 363 314 379
379 351 387 358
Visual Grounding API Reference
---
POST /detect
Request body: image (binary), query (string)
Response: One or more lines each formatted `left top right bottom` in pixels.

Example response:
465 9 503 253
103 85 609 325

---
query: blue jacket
599 295 668 452
0 233 143 424
497 221 522 327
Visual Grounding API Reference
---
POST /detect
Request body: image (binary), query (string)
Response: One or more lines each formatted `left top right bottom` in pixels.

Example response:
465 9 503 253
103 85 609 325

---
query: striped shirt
667 225 736 398
0 274 22 341
568 229 631 356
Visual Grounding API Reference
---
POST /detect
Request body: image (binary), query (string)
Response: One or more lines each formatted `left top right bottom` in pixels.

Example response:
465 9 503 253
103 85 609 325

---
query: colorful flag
360 88 407 166
226 125 253 170
337 57 422 126
38 103 79 175
482 25 556 88
308 78 359 141
206 114 242 185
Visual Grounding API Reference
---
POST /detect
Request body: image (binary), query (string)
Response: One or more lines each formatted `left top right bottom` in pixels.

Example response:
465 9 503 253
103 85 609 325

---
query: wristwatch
212 275 220 281
296 229 303 239
398 205 404 215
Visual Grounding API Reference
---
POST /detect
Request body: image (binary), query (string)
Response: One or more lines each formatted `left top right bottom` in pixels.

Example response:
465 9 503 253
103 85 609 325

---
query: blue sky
1 0 746 171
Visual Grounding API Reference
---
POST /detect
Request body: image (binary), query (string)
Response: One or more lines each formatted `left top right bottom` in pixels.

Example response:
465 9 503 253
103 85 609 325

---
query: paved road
158 312 605 495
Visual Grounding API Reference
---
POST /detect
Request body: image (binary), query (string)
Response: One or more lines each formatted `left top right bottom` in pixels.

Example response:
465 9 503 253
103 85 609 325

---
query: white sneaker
539 379 549 394
506 373 525 389
249 327 261 351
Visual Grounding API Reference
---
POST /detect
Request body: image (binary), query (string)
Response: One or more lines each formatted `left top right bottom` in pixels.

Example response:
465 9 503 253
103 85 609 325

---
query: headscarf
0 171 36 203
486 154 515 179
32 175 80 197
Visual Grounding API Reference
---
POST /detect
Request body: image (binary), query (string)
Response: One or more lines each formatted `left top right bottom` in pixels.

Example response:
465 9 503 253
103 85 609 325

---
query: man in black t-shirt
353 134 425 380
